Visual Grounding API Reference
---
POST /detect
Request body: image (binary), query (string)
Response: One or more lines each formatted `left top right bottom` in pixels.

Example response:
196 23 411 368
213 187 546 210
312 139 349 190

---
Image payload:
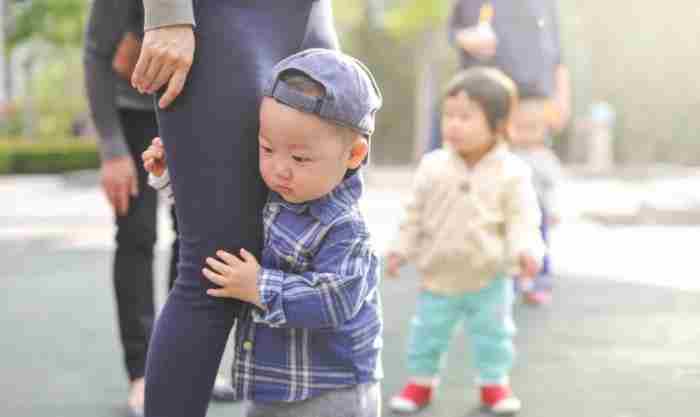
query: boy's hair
279 70 358 144
442 67 518 134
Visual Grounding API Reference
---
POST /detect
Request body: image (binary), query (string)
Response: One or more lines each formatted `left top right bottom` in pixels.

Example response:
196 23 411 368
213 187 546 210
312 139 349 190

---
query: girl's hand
141 137 167 177
518 252 540 284
385 253 406 278
202 248 263 308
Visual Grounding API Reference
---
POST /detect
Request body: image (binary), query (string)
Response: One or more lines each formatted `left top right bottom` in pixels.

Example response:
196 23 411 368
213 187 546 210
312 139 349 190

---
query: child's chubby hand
202 248 264 309
384 252 406 278
141 137 167 177
517 251 540 284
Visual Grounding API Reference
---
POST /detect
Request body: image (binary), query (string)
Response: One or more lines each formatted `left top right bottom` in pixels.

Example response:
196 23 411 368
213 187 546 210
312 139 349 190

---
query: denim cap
263 48 383 138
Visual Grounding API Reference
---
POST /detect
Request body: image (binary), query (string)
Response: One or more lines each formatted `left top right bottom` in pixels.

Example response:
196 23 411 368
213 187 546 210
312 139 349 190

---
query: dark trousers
144 1 339 416
114 109 178 381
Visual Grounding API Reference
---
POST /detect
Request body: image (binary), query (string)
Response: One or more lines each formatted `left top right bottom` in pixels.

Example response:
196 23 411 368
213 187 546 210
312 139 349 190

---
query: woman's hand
131 25 195 109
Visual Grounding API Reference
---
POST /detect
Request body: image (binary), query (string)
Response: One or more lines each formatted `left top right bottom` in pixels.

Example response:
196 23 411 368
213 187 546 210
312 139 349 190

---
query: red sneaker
480 385 521 415
389 382 433 413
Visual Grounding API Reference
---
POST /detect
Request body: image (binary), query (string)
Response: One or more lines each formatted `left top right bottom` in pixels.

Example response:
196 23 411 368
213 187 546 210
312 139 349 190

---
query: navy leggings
144 1 338 416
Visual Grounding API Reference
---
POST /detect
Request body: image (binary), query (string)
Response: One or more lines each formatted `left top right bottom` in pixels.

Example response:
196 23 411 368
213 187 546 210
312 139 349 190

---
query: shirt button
286 255 294 263
242 341 253 351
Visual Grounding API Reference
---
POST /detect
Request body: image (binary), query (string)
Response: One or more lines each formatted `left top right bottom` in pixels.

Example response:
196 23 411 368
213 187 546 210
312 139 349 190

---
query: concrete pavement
2 167 699 417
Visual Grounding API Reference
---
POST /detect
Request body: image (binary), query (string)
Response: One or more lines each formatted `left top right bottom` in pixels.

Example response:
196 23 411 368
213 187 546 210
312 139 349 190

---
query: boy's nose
275 164 292 180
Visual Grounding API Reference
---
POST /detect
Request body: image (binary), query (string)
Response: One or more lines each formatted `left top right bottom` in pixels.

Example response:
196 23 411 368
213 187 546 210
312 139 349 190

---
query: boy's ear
346 136 369 169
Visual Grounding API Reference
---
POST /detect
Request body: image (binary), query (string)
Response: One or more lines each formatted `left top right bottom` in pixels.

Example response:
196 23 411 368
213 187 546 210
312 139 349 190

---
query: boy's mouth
274 184 293 194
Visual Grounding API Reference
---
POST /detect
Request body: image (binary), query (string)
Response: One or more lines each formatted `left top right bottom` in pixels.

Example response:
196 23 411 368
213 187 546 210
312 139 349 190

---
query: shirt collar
445 141 509 171
269 171 364 224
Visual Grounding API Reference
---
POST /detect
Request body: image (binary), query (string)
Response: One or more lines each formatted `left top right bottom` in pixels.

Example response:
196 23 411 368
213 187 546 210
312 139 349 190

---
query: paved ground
2 168 700 417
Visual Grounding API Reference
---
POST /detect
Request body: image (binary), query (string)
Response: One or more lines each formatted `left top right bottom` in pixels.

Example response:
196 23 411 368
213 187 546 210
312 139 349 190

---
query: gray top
143 0 195 30
83 0 154 161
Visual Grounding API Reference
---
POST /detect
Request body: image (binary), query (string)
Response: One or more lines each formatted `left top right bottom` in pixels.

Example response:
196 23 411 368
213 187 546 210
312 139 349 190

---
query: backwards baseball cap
262 48 383 138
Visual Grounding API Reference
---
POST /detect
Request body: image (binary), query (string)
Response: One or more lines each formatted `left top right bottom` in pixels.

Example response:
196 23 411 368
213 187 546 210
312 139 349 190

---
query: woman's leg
145 2 338 416
167 205 178 291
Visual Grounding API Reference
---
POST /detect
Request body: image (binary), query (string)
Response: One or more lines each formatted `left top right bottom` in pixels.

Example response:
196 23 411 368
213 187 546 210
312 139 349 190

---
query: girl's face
441 91 499 161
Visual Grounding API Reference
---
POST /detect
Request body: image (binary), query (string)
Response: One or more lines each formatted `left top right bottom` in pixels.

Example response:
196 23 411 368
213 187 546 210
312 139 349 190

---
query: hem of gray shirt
144 0 195 30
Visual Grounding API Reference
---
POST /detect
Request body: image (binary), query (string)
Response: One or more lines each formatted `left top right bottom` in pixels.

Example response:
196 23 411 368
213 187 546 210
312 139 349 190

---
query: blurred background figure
83 1 175 415
435 0 572 305
426 0 571 152
510 96 565 305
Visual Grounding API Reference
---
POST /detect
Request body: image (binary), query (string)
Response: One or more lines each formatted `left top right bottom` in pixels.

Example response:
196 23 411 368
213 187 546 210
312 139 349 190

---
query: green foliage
383 0 452 37
33 48 87 138
8 0 87 50
0 139 99 174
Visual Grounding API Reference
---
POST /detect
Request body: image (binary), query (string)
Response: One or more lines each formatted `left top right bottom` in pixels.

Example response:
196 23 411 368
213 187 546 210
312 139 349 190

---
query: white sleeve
148 169 175 203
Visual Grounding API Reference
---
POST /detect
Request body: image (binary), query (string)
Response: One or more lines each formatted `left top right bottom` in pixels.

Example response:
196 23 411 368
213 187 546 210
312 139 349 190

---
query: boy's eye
261 145 273 153
292 155 311 163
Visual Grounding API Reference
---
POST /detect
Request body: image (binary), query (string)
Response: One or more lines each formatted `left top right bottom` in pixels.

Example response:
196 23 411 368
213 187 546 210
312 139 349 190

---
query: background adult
83 1 172 415
427 0 571 151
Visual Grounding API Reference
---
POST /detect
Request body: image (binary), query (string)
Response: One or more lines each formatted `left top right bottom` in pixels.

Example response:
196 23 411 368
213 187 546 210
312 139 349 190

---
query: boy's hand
385 253 406 278
517 252 540 285
141 137 167 177
203 248 263 308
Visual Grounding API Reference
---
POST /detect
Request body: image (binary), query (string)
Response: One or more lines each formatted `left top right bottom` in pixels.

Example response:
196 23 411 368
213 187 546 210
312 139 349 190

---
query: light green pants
406 277 516 385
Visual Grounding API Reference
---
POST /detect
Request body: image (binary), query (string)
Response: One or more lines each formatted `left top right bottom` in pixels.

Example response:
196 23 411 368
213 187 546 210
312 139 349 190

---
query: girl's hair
442 67 518 134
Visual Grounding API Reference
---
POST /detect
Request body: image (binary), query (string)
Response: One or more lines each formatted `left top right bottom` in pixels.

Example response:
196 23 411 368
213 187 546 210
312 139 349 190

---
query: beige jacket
389 143 545 295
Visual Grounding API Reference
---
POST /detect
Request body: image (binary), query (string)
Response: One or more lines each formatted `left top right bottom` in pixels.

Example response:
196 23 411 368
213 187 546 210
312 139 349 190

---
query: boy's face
441 91 497 157
258 97 367 204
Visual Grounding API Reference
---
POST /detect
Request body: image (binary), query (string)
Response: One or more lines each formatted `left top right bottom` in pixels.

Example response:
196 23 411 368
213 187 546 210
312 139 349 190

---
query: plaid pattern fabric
232 173 383 402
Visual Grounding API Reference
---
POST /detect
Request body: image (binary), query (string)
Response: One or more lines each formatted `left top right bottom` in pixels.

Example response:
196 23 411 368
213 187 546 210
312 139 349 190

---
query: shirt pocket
269 232 313 274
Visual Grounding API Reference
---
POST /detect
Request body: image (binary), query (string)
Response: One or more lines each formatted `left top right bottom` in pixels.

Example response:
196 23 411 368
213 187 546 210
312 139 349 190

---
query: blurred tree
1 0 87 140
382 0 451 37
382 0 453 158
7 0 86 50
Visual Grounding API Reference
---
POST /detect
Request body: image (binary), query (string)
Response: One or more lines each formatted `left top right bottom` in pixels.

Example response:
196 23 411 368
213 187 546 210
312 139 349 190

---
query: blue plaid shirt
231 172 383 402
